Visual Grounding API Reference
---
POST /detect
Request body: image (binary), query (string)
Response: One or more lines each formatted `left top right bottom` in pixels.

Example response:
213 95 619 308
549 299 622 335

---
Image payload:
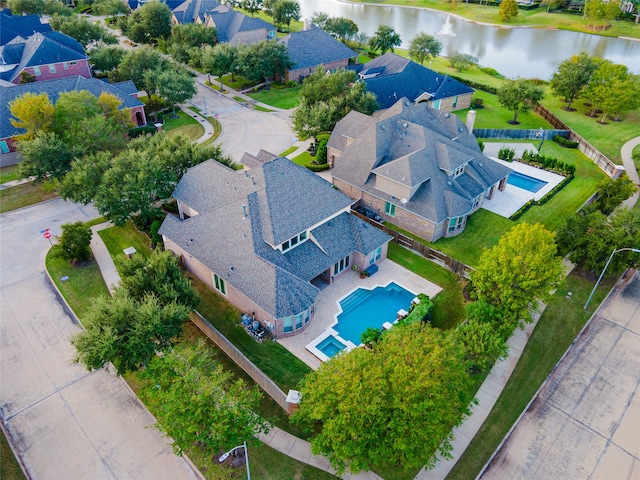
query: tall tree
49 14 116 48
293 322 475 474
201 43 238 91
115 47 169 95
272 0 300 30
408 32 442 65
310 11 330 29
89 44 127 72
549 52 598 110
147 67 197 117
170 23 217 48
470 223 563 333
91 0 130 15
17 132 73 181
241 0 263 17
236 41 292 89
9 92 55 141
592 175 636 215
139 342 269 455
368 24 401 54
127 0 172 43
584 0 622 27
72 291 191 374
7 0 46 15
497 78 544 124
498 0 519 22
54 222 93 263
582 60 633 121
325 17 359 42
448 52 478 71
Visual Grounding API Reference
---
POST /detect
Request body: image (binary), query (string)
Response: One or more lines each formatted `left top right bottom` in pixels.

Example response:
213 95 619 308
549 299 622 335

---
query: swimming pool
315 335 347 358
507 171 548 193
334 282 415 345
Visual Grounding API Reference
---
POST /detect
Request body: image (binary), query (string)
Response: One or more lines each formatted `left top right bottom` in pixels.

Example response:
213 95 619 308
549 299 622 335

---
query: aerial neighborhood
1 0 639 479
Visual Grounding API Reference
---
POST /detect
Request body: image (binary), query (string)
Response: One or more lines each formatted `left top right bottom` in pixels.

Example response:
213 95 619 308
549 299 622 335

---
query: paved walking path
620 135 640 209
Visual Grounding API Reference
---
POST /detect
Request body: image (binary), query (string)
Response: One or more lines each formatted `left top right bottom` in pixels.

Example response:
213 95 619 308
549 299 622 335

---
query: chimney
465 110 477 133
303 18 312 30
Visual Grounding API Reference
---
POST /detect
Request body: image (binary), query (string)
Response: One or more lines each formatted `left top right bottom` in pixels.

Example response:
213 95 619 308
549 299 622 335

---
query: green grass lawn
220 74 259 91
279 145 298 157
0 181 58 213
161 110 205 141
290 150 314 166
1 429 26 480
0 165 21 184
446 270 617 480
247 85 302 109
97 222 152 264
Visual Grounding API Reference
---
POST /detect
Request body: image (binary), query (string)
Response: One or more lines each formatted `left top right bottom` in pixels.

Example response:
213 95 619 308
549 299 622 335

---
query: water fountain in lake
436 15 456 36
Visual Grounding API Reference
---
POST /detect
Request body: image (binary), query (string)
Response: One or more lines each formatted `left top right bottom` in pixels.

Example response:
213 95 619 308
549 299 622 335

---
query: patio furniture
364 264 379 277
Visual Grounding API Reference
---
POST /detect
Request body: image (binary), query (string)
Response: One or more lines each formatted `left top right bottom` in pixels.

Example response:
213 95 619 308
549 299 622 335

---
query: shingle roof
160 157 390 319
356 53 475 109
206 5 273 44
0 9 52 46
331 98 511 223
278 26 357 71
0 30 87 83
0 76 144 140
171 0 220 24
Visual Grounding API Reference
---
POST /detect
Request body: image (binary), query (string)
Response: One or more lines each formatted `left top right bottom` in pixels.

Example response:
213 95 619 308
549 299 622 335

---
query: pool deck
277 260 442 369
482 158 564 218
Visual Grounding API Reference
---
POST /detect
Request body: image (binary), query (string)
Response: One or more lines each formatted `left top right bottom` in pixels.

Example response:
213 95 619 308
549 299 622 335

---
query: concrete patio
278 259 442 369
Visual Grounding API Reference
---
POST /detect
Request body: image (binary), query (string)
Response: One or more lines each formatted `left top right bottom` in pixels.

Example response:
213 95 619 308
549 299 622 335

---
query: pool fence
191 310 291 414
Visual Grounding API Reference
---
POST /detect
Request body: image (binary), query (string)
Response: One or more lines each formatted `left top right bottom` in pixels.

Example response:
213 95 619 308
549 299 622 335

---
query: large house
1 76 146 155
159 155 391 338
278 23 358 83
1 15 90 85
170 0 276 45
356 53 475 111
329 98 511 242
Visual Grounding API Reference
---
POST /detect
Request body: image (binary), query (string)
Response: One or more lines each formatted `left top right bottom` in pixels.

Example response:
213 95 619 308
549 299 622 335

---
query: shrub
305 163 331 172
316 139 328 165
477 138 485 152
150 219 163 247
552 135 579 149
498 147 515 161
471 97 484 109
55 222 93 263
479 67 503 78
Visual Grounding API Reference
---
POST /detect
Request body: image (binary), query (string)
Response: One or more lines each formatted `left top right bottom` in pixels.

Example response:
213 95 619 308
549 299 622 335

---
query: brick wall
16 60 91 84
287 58 353 83
430 92 473 112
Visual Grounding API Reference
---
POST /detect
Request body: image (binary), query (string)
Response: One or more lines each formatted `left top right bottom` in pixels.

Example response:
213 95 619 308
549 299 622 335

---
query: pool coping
304 280 418 362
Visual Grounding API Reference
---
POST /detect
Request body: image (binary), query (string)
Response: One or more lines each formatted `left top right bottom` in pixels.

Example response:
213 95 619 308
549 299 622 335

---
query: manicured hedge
552 135 579 149
305 163 331 172
510 175 574 220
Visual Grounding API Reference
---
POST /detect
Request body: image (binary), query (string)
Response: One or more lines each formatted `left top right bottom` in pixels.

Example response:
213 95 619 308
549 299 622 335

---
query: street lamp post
584 247 640 309
219 441 250 480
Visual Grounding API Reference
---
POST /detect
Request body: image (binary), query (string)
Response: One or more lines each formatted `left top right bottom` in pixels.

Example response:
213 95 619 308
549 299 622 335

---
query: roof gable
278 26 357 70
0 10 52 46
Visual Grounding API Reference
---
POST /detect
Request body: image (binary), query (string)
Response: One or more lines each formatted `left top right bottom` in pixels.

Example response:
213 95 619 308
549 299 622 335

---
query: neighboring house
278 22 358 83
159 155 391 338
356 53 474 111
0 30 91 85
170 0 276 45
0 9 52 46
329 98 511 242
0 76 147 154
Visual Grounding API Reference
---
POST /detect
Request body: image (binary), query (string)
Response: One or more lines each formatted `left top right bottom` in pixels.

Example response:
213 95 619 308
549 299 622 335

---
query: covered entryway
311 269 331 290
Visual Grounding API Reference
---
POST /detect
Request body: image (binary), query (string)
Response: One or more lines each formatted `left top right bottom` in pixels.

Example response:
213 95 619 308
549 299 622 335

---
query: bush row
521 150 576 176
552 135 579 149
498 147 516 162
510 175 574 220
448 74 498 94
305 163 331 172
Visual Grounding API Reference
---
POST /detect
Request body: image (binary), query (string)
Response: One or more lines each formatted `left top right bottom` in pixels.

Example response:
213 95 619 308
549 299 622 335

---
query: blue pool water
316 335 348 358
335 282 415 345
507 171 548 193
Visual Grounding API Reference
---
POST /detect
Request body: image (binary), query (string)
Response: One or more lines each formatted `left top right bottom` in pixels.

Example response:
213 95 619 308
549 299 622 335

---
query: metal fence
191 311 290 413
473 128 569 141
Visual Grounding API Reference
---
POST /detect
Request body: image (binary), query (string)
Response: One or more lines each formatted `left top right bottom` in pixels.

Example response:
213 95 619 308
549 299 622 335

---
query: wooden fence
352 211 474 278
191 310 290 413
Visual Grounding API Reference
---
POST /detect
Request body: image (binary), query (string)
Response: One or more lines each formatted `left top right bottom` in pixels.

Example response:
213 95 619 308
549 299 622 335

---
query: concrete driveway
189 78 297 162
479 270 640 480
0 199 200 480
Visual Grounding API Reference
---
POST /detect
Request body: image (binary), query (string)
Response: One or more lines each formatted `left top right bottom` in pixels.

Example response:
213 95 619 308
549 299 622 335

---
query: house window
283 316 293 333
70 61 77 65
369 246 381 265
213 273 226 295
432 99 441 110
334 255 350 275
453 165 465 177
295 313 303 329
282 239 290 251
33 66 41 76
291 236 299 247
282 231 308 252
452 95 458 108
385 202 395 217
63 62 69 70
300 231 307 241
448 216 465 233
49 64 56 73
0 141 9 154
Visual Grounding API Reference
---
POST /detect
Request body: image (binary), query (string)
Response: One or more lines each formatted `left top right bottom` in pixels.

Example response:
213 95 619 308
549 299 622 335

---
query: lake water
298 0 640 78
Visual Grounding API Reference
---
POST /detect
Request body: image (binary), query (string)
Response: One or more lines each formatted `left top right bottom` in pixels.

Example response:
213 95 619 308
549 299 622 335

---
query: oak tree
368 24 401 54
549 52 598 110
9 92 55 141
408 32 442 65
497 78 544 124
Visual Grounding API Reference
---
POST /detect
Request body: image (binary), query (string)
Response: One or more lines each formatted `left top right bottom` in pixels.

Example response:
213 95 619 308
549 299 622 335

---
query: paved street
0 199 200 480
479 270 640 480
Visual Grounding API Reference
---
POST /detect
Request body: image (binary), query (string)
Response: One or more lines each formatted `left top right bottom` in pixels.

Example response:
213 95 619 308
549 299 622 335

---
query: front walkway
278 260 442 370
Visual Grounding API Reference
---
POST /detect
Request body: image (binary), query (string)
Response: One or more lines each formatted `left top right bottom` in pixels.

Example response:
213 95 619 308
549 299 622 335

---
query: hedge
305 163 331 172
552 135 579 149
509 175 574 220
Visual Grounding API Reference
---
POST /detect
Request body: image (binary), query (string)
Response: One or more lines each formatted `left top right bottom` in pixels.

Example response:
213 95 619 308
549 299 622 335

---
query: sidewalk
620 135 640 209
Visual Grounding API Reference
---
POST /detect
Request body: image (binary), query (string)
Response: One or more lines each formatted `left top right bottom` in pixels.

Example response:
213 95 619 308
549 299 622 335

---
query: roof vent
479 162 483 167
459 127 464 132
444 113 450 118
405 100 410 106
242 204 247 218
447 180 452 186
403 123 408 129
381 124 386 130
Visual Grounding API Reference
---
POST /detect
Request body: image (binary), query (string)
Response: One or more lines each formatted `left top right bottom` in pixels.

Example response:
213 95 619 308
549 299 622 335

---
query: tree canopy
293 69 378 141
54 221 93 263
272 0 300 29
9 92 55 141
145 66 196 117
498 0 519 22
470 223 564 335
581 60 640 122
112 47 170 95
125 0 172 43
49 13 116 48
408 32 442 65
549 52 598 110
325 16 359 42
368 24 401 54
293 322 475 474
497 79 544 124
201 43 238 91
236 41 292 88
448 52 478 71
89 44 127 72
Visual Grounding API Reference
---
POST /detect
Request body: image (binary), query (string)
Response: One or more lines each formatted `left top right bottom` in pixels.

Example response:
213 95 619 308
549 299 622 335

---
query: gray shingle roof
356 53 475 109
160 157 390 319
1 76 144 140
0 9 52 46
0 30 87 83
278 26 357 71
331 98 511 223
171 0 220 24
208 5 274 44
